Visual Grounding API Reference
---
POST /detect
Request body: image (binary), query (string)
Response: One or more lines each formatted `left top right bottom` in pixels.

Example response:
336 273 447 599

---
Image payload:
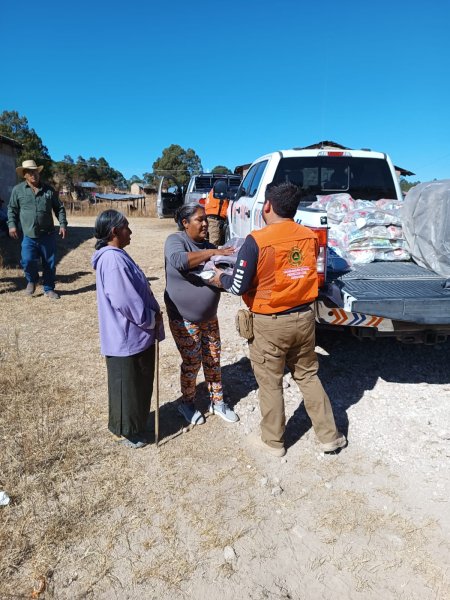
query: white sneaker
177 403 205 425
209 401 239 423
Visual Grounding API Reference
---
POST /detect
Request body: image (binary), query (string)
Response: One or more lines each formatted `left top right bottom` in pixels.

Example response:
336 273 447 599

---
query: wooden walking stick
155 336 160 448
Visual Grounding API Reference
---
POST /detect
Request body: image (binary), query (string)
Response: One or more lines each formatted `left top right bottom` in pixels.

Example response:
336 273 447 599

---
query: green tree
53 155 76 191
152 144 203 187
142 171 156 186
73 156 89 183
400 177 420 194
128 175 142 184
212 165 231 174
111 169 127 190
0 110 52 179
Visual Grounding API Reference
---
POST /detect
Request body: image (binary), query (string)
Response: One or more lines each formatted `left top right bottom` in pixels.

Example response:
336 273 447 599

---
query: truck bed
332 262 450 324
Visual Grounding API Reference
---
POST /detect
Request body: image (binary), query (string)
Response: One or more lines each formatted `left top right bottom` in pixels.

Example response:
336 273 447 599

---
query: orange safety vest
243 221 319 314
204 189 229 219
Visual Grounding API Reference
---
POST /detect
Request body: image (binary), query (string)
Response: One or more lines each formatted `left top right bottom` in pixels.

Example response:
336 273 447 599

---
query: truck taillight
317 151 351 157
309 227 328 288
199 194 206 206
316 247 326 287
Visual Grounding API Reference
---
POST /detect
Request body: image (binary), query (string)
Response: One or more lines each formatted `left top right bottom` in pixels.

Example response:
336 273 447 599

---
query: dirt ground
1 216 449 600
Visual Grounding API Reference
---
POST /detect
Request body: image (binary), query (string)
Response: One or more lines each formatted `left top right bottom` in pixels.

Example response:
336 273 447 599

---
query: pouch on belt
235 309 254 340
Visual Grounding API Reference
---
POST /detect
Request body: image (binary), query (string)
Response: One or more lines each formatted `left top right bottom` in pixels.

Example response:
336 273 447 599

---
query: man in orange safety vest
204 179 229 246
210 182 346 458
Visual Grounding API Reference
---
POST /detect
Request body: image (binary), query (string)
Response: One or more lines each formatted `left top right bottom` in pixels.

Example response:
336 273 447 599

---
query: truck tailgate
334 263 450 324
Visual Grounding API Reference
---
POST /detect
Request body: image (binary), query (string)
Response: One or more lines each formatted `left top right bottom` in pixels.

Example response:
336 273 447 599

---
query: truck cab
228 146 402 239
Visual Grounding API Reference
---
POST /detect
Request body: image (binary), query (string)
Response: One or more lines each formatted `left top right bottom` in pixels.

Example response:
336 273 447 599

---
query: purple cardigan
92 246 164 357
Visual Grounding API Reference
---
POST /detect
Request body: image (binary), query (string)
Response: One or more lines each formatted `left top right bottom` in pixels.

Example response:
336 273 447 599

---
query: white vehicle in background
228 142 450 344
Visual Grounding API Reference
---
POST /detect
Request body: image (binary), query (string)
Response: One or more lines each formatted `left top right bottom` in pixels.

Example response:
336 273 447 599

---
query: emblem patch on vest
287 246 303 266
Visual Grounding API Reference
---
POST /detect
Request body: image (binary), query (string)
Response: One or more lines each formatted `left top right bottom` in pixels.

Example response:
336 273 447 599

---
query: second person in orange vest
204 180 229 246
210 182 346 458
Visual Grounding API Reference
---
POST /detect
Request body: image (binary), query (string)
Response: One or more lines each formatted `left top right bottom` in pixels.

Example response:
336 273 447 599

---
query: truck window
193 176 214 192
237 163 260 197
248 161 268 197
273 157 397 200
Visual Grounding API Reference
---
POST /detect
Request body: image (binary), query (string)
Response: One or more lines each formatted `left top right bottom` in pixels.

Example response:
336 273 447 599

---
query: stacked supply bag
308 194 410 266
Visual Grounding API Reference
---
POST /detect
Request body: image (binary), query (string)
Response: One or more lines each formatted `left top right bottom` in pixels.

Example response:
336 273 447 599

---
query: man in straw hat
7 159 68 299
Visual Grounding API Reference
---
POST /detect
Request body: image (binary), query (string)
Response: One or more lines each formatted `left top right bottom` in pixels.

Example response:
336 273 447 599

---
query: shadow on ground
0 226 95 292
150 358 257 444
284 330 450 448
150 333 450 448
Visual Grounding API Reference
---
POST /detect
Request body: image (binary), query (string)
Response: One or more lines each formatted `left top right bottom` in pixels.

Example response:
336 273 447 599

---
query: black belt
207 215 225 221
253 303 313 318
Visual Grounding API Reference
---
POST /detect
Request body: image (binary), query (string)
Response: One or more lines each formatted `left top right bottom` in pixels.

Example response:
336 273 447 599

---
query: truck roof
253 147 388 162
191 172 239 178
234 141 415 176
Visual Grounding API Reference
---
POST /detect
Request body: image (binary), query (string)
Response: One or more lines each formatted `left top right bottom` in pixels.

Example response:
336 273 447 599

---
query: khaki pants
207 217 225 246
249 308 339 449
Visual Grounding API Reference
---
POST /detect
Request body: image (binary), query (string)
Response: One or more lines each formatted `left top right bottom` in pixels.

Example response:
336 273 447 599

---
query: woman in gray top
164 204 239 426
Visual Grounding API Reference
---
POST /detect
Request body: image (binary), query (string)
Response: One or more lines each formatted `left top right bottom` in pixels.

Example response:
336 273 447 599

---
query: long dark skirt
106 344 156 438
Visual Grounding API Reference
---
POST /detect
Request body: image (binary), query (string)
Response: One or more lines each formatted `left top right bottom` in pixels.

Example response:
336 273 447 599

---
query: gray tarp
403 180 450 277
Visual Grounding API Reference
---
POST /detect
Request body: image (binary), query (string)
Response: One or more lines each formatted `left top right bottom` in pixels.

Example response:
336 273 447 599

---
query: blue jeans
21 233 57 292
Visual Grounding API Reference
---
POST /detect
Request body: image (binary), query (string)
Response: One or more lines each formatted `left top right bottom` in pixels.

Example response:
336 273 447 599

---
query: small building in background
130 182 157 216
0 134 22 204
130 182 156 196
74 181 98 200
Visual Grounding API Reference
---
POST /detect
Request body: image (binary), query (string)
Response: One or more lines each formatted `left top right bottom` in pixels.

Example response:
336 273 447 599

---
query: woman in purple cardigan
92 210 164 448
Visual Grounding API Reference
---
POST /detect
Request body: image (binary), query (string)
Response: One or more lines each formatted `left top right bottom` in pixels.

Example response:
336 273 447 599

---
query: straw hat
16 160 44 177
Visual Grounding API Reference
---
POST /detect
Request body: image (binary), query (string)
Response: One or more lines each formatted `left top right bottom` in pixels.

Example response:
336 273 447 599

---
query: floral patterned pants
169 317 223 404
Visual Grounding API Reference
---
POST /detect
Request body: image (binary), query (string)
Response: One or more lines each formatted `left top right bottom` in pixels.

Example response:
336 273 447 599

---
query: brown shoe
320 433 347 453
248 432 286 457
44 290 60 300
24 282 35 296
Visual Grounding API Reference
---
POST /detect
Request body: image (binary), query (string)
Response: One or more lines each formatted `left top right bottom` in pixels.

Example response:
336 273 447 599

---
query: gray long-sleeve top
164 231 220 323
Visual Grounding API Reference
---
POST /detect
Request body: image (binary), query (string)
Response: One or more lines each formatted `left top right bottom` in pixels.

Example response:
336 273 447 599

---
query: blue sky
2 0 450 182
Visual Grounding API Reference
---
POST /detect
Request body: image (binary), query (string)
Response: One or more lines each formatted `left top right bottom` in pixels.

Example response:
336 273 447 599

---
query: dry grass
0 221 137 596
1 216 448 599
61 192 157 219
0 217 263 597
314 489 448 594
0 329 136 597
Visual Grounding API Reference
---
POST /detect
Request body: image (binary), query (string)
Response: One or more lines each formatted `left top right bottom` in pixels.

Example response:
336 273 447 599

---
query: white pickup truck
227 143 450 344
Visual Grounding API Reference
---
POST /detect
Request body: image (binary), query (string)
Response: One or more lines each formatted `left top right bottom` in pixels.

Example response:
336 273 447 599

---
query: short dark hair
265 182 302 218
174 203 204 230
94 209 127 250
